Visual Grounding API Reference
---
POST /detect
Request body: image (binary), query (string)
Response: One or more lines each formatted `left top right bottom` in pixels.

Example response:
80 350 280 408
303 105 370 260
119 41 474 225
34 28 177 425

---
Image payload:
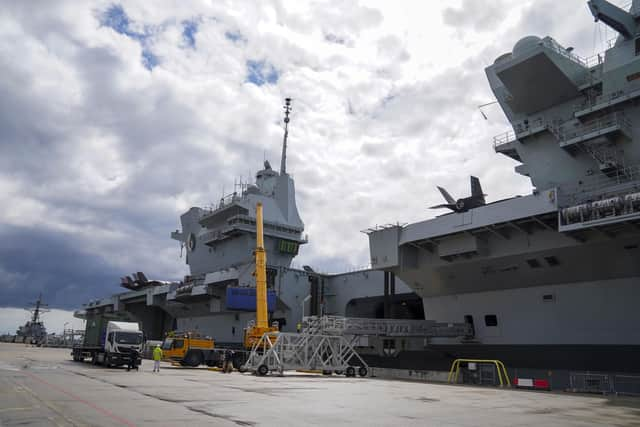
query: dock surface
1 343 639 426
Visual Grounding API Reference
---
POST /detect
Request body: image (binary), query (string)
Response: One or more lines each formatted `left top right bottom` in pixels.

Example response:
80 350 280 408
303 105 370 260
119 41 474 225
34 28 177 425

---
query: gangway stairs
241 330 369 377
241 316 473 377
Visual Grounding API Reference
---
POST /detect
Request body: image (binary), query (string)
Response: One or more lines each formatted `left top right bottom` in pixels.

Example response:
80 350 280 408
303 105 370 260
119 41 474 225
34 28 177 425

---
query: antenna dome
513 36 542 57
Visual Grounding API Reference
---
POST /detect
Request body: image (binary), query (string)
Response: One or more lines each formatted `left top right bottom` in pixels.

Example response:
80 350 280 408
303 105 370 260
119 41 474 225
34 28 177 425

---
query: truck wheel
345 367 355 377
184 351 202 367
358 367 368 377
257 364 269 376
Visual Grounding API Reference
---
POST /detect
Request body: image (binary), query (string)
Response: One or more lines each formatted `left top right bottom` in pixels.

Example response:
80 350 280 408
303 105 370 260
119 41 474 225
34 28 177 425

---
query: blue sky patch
142 50 159 70
246 60 279 86
100 4 158 70
182 20 198 47
225 31 244 42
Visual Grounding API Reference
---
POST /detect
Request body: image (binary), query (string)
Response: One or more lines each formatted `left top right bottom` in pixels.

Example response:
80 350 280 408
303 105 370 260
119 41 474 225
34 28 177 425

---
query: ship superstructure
76 100 423 354
171 99 305 280
367 0 640 385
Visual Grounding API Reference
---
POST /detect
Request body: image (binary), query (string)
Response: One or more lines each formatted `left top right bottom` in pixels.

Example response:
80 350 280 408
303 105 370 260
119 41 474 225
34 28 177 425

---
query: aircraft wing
429 203 457 210
436 186 456 204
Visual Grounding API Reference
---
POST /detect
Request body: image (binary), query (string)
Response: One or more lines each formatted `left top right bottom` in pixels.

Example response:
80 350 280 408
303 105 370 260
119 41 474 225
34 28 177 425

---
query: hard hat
156 344 161 347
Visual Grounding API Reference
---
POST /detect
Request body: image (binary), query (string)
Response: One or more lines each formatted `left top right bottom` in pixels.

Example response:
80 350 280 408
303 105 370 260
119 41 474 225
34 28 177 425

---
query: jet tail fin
470 176 486 203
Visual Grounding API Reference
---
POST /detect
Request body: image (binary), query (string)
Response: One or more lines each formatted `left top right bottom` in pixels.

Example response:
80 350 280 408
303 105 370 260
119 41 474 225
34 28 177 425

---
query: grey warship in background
15 294 48 345
368 0 640 383
76 99 422 355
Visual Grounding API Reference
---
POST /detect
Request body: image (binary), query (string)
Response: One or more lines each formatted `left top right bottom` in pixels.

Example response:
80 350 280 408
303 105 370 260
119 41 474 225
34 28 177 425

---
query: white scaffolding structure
242 331 369 377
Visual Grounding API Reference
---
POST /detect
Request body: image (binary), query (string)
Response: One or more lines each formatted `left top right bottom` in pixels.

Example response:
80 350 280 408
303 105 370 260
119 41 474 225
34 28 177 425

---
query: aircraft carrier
76 99 422 360
367 0 640 386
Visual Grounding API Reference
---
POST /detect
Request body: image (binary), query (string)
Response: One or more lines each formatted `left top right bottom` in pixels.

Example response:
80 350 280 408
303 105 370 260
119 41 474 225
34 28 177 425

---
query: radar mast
280 98 292 175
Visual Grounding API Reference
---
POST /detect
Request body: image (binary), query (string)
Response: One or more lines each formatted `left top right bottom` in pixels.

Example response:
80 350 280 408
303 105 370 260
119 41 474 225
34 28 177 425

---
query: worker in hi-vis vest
153 344 163 372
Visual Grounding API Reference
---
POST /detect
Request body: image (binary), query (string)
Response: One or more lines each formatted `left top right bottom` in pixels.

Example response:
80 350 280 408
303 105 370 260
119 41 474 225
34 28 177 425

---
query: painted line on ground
21 370 137 427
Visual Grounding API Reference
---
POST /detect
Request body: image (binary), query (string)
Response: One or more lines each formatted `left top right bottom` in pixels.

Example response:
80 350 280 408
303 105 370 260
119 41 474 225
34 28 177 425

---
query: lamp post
63 322 69 347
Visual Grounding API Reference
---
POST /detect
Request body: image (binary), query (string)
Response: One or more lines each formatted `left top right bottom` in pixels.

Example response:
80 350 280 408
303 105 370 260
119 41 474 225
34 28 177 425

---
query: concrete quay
1 343 639 427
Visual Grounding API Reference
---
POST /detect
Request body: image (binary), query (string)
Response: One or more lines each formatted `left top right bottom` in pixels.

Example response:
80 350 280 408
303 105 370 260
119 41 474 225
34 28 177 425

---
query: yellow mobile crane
243 202 279 349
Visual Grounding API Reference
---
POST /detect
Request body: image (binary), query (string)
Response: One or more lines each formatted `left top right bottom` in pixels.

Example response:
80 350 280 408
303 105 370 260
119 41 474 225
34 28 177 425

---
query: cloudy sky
0 0 623 332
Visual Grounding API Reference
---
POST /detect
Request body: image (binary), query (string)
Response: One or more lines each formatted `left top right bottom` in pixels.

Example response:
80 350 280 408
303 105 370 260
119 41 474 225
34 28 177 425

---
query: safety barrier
447 359 511 387
514 377 551 390
569 372 611 394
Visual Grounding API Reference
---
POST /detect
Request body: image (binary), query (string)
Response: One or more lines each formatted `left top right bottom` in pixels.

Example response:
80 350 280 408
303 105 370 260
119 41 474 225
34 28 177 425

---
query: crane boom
255 202 268 329
243 202 279 349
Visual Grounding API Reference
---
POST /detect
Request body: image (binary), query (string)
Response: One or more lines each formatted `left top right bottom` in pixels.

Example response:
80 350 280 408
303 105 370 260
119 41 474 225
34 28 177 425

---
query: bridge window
484 315 498 327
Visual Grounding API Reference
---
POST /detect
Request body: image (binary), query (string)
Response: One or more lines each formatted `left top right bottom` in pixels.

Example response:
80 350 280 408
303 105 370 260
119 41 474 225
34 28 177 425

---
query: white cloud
0 0 622 306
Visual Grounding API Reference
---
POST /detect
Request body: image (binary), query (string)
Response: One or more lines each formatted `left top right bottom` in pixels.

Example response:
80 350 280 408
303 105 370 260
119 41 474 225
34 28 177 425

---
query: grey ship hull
363 344 640 375
360 264 640 390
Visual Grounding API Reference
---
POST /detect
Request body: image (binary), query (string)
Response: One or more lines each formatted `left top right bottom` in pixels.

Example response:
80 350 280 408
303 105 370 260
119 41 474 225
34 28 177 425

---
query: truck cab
100 321 143 367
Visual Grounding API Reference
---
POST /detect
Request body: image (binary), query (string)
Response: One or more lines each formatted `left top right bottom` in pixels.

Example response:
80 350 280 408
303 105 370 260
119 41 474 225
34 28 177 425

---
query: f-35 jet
430 176 486 213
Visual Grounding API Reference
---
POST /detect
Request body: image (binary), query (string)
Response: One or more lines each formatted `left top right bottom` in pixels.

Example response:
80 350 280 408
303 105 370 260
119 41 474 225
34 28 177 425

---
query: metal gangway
305 316 474 338
242 316 473 377
242 330 369 377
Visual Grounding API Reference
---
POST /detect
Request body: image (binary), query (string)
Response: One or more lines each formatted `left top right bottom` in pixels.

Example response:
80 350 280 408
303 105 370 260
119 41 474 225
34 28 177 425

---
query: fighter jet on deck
430 176 486 213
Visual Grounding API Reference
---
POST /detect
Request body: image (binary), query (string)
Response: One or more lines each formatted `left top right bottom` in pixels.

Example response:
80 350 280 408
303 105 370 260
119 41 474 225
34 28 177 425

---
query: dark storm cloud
0 2 263 310
0 225 118 309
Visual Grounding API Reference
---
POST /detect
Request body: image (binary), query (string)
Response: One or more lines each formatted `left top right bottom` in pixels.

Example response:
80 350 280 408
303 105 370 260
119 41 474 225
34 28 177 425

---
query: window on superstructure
635 38 640 56
484 315 498 327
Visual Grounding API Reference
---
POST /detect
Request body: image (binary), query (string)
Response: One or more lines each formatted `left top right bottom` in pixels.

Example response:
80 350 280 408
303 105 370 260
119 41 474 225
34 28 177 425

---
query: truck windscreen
115 332 142 345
